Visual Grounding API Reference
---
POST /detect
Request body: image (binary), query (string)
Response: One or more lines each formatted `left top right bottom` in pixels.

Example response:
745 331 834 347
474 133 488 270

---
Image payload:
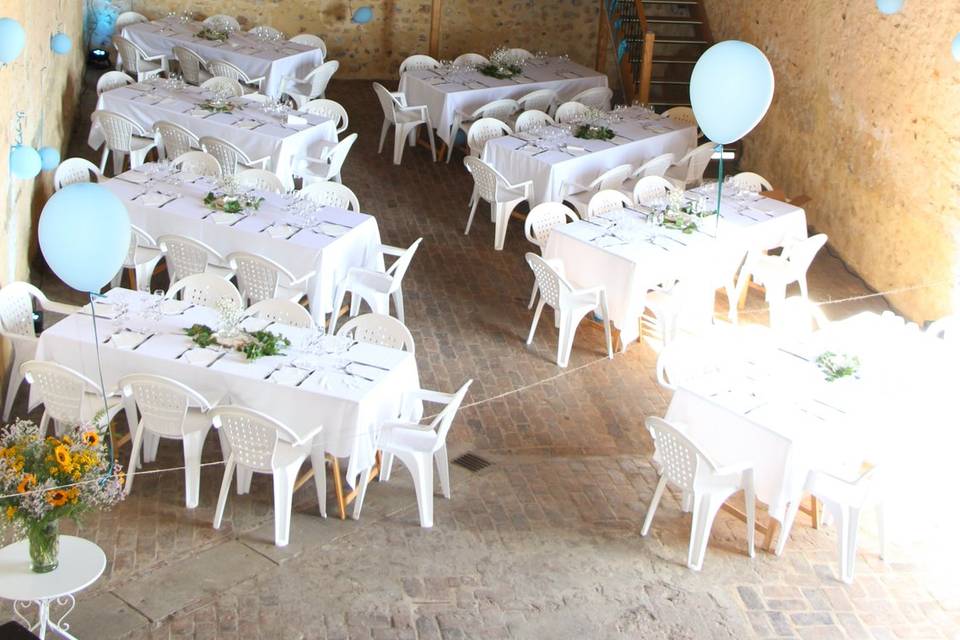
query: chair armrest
294 424 324 445
383 420 435 434
401 388 454 406
561 180 591 196
713 462 753 478
390 92 408 107
379 244 405 257
40 301 81 316
287 270 317 287
143 53 167 63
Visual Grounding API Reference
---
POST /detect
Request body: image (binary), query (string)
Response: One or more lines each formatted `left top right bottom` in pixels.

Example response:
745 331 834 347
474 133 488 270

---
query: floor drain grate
452 452 492 472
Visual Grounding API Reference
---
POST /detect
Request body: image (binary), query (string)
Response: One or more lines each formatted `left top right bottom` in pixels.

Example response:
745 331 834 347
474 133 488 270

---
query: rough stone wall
703 0 960 322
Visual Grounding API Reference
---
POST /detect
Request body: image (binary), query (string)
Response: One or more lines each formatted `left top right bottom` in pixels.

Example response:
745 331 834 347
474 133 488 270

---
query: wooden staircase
597 0 713 111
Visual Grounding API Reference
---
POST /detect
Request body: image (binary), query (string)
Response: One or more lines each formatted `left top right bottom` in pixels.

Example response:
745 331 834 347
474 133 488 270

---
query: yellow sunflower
81 431 100 447
16 473 35 494
45 489 69 506
5 505 15 520
54 445 72 470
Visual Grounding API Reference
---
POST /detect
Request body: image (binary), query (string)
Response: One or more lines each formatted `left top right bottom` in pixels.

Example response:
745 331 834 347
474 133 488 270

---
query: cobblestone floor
2 72 957 639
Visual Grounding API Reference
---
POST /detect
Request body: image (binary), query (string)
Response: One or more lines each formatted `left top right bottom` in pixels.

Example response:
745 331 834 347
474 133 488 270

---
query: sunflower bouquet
0 419 125 572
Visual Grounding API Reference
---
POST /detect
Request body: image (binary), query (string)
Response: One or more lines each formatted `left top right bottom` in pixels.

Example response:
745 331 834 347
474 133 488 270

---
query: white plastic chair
642 416 756 571
200 76 244 97
504 48 534 60
226 252 315 306
463 156 532 251
375 380 473 527
453 52 488 66
301 182 360 212
249 25 282 39
284 61 339 109
373 82 436 165
517 89 559 115
110 225 163 293
203 15 241 31
665 142 715 190
328 239 423 333
632 175 674 207
524 202 578 308
466 117 511 157
91 110 156 176
290 34 327 58
554 101 590 124
172 151 222 178
663 106 700 136
301 98 349 136
730 171 773 193
21 361 122 436
645 268 720 344
200 136 270 176
53 158 102 191
746 234 828 326
337 313 415 353
514 109 555 133
114 36 168 82
244 298 314 328
0 283 80 421
206 59 264 93
775 466 885 583
619 152 675 198
166 273 243 309
927 315 958 343
560 164 633 218
154 120 200 162
294 132 358 185
525 253 613 367
585 188 631 220
212 405 323 546
119 374 217 508
447 99 519 164
172 46 211 86
236 168 284 194
115 11 148 30
569 87 613 111
96 70 134 95
399 54 440 74
157 234 235 283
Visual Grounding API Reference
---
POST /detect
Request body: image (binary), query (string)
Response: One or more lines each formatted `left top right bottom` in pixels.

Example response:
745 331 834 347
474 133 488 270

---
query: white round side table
0 536 106 640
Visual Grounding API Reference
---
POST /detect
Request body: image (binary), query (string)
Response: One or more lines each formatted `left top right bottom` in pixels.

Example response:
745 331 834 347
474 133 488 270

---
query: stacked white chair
157 235 234 283
745 234 828 326
569 87 613 111
200 76 244 97
290 34 327 57
204 15 241 31
172 151 222 178
0 283 80 421
172 46 211 86
206 59 264 93
632 175 673 207
301 99 349 136
514 109 554 133
373 83 435 165
466 117 511 157
525 253 613 367
336 313 415 353
236 168 284 194
524 202 578 308
53 158 102 190
447 99 519 164
284 61 339 109
463 156 532 251
301 182 360 212
91 110 156 175
294 133 358 184
329 238 423 333
244 298 314 328
619 152 675 198
517 89 558 114
730 171 773 192
110 225 163 293
96 70 134 95
119 374 218 508
212 406 324 546
154 121 200 162
585 188 631 220
200 136 270 175
226 252 315 306
641 416 756 571
114 36 168 82
166 273 243 309
398 54 440 74
664 142 715 190
560 164 633 218
554 101 590 124
21 361 122 436
453 53 488 66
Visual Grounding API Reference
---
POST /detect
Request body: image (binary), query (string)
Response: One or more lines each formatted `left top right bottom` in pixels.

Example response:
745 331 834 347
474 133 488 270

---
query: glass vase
27 520 59 573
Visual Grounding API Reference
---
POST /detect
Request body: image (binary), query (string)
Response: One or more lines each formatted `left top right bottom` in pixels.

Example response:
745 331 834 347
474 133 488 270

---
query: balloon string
714 143 724 237
87 291 115 474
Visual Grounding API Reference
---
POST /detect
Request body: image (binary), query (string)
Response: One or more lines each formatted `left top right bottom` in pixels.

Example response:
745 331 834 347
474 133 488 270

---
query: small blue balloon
9 145 42 179
51 32 72 55
352 6 373 24
39 183 131 293
0 18 26 64
689 40 775 145
876 0 904 14
952 33 960 61
39 147 61 172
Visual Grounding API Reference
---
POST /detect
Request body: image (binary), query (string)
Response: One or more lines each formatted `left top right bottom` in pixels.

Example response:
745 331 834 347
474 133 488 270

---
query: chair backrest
297 61 338 98
663 106 698 128
301 182 360 211
301 99 348 135
119 374 211 438
324 132 358 176
424 379 473 449
554 101 590 124
124 224 158 267
462 155 516 204
53 158 102 191
337 313 415 353
113 36 152 75
453 52 488 66
157 234 226 283
514 109 554 133
589 164 633 191
226 252 293 305
385 238 424 294
172 46 207 86
249 25 282 39
172 151 222 178
204 15 241 31
372 82 404 124
212 407 296 472
517 89 558 113
236 168 284 194
199 136 253 176
289 34 327 57
154 120 200 161
206 59 250 83
200 76 244 97
0 282 45 338
633 175 674 206
730 171 773 192
586 189 630 219
781 234 828 276
676 143 715 187
167 273 243 309
92 110 144 153
570 86 613 111
399 54 440 74
467 117 511 156
524 202 578 250
645 416 719 492
525 252 574 310
245 298 314 328
634 152 675 179
96 70 134 95
927 315 958 343
21 361 101 425
472 98 520 121
115 11 149 30
504 48 534 60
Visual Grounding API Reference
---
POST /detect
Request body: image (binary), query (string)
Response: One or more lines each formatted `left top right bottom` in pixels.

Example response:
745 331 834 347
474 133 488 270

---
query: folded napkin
244 93 270 104
266 224 297 239
90 302 117 318
210 212 243 225
160 299 192 315
565 145 587 154
270 366 308 386
117 170 152 185
110 330 147 349
235 119 262 130
240 316 272 332
183 348 220 366
286 114 308 126
189 108 210 117
317 222 348 238
141 191 175 207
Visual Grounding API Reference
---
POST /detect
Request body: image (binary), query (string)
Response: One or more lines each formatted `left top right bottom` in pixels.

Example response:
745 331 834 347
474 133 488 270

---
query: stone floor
3 70 958 639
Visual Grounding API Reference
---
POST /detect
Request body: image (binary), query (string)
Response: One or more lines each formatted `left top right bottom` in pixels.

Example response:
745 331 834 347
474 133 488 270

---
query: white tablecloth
123 18 325 97
544 192 808 346
483 114 697 205
400 57 608 145
34 288 419 487
88 82 337 189
103 167 383 321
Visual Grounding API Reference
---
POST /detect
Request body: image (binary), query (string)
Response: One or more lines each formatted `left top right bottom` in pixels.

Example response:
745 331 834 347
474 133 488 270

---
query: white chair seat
208 263 236 281
276 284 306 303
380 425 436 453
131 245 162 266
79 393 123 424
750 255 794 288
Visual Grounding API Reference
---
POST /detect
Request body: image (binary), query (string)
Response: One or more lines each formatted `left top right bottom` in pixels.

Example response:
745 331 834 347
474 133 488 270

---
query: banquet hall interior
0 0 957 638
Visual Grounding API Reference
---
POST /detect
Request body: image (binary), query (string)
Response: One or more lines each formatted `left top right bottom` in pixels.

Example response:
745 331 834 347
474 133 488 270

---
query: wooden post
595 0 608 73
639 32 655 104
429 0 443 59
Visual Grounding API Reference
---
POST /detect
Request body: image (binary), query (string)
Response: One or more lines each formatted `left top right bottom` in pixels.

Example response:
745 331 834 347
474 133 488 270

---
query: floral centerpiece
649 189 713 234
477 47 525 79
185 324 291 361
196 27 229 41
815 351 860 382
203 191 264 213
0 419 124 573
574 124 615 141
197 99 236 113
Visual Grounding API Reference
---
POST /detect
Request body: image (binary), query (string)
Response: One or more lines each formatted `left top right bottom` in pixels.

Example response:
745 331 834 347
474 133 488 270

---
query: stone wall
703 0 960 321
0 0 86 284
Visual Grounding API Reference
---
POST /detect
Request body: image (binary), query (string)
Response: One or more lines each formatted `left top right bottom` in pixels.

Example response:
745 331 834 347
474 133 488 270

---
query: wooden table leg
763 515 779 552
328 456 347 520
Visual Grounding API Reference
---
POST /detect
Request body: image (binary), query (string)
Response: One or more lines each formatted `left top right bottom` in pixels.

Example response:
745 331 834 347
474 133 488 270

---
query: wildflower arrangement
477 47 525 79
196 27 229 41
203 191 264 213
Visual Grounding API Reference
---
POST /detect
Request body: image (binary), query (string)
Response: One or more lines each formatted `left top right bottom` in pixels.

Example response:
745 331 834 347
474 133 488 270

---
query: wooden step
649 78 690 85
643 0 699 4
654 36 708 45
646 17 703 25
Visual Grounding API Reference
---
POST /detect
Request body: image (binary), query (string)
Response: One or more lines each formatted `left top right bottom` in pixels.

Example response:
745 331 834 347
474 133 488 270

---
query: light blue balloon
9 145 41 179
0 18 26 64
39 147 61 171
876 0 904 15
689 40 775 145
39 183 131 293
352 6 373 24
952 33 960 61
51 32 72 55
